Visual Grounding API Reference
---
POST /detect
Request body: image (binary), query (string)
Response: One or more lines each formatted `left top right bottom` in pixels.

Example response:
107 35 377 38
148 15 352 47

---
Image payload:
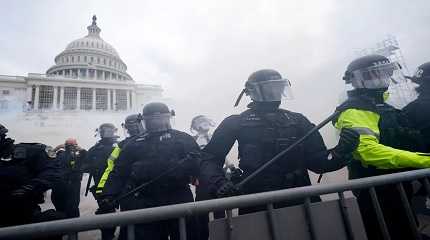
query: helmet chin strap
234 89 246 107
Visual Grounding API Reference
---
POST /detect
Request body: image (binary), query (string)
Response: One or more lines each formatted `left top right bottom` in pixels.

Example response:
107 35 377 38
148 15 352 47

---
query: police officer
0 124 63 234
404 62 430 151
200 69 360 215
96 114 145 195
334 55 430 239
85 123 119 240
51 138 87 218
101 102 200 240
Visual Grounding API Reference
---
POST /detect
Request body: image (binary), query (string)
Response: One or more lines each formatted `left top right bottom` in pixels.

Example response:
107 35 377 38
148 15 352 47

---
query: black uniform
85 138 116 240
51 148 87 218
403 94 430 151
200 102 346 212
0 141 62 228
103 129 200 240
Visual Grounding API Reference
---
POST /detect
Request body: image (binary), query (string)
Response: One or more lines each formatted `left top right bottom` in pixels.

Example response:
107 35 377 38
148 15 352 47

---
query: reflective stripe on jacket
335 108 430 169
96 146 121 194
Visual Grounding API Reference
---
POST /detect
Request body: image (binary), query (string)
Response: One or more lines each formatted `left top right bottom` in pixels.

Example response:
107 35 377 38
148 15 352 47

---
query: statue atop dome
87 14 101 37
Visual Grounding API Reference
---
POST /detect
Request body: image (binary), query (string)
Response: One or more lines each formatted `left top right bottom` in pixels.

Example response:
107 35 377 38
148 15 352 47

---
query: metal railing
1 168 430 240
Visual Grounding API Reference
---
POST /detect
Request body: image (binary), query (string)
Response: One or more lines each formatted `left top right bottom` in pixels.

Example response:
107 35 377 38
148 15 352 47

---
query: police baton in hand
110 152 206 204
236 110 341 189
85 173 93 197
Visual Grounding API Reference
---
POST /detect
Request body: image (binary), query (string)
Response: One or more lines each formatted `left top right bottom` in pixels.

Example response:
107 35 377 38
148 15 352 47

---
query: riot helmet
96 123 119 139
141 102 174 133
410 62 430 94
190 115 215 134
122 114 145 136
343 55 402 90
234 69 292 106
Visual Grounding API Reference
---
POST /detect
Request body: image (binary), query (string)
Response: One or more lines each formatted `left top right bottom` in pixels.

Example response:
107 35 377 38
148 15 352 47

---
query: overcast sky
1 0 429 134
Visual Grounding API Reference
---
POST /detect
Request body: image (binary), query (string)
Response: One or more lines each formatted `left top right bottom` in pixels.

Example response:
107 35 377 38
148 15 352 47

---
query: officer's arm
96 146 122 194
30 145 61 193
201 115 239 193
299 116 337 173
102 145 134 197
336 109 430 169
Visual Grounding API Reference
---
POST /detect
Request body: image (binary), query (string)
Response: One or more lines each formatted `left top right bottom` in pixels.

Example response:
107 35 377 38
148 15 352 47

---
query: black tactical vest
237 108 310 191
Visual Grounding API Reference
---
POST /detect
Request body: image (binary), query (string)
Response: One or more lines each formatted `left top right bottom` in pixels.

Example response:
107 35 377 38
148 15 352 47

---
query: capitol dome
47 15 132 81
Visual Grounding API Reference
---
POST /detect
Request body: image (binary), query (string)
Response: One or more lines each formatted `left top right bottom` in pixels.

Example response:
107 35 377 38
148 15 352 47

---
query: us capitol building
0 16 163 113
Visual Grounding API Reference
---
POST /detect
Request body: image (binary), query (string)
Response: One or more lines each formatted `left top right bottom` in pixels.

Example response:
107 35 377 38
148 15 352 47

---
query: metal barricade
1 168 430 239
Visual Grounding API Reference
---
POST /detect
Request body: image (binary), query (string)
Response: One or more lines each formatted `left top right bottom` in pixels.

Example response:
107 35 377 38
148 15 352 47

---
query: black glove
9 184 36 201
96 196 117 214
333 128 360 157
216 181 240 198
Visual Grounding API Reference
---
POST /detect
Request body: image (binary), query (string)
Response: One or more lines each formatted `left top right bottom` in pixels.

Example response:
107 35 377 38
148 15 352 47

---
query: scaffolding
355 35 417 109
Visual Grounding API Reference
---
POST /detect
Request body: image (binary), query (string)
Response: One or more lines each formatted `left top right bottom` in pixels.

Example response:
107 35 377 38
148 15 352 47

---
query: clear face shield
96 126 119 139
122 121 145 137
142 113 172 133
247 79 293 102
350 62 401 89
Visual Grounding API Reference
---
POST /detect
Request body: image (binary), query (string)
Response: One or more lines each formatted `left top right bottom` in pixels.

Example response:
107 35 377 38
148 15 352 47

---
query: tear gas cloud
0 0 428 173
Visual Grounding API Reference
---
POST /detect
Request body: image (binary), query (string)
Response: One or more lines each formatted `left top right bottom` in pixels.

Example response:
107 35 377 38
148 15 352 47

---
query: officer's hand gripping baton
109 152 205 204
236 111 341 189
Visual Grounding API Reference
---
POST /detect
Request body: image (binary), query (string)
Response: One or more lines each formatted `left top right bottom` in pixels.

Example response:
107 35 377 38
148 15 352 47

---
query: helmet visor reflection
351 62 399 89
248 79 293 102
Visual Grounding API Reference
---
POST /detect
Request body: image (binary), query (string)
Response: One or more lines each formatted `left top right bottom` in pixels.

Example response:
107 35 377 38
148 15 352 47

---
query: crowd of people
2 55 430 239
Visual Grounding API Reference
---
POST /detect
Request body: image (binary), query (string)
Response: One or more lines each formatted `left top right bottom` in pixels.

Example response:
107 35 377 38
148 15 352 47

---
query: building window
103 59 106 65
2 90 10 95
91 42 94 47
97 58 100 64
78 56 80 62
96 89 108 110
38 85 54 109
63 87 77 110
86 42 89 47
80 88 93 110
90 57 94 63
116 89 127 110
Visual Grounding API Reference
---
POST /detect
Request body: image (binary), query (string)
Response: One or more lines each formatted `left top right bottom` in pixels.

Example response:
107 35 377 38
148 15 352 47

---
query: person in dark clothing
100 102 201 240
200 69 359 216
85 123 119 240
403 62 430 151
403 62 430 230
0 124 64 239
334 55 430 240
51 138 87 218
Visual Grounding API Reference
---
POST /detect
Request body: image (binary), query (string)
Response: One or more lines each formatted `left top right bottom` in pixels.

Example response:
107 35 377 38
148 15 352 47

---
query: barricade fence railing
1 168 430 240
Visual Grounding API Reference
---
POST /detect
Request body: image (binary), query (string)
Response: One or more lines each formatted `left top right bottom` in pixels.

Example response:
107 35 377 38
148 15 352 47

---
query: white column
34 85 40 110
92 88 97 110
59 87 64 110
77 69 81 79
112 89 116 111
26 87 32 102
126 90 131 110
53 86 58 110
107 89 111 110
76 88 81 110
132 91 137 111
104 71 107 81
86 69 89 79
